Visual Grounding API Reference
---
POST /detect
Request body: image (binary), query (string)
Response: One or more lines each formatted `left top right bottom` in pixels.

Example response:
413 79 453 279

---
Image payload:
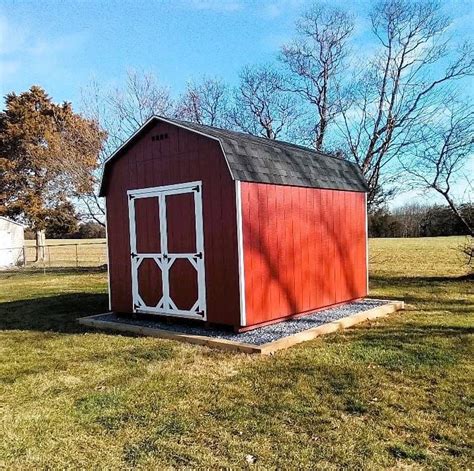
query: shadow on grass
1 272 471 336
342 323 472 372
0 266 107 278
0 293 108 333
370 273 473 284
370 274 473 311
350 322 474 343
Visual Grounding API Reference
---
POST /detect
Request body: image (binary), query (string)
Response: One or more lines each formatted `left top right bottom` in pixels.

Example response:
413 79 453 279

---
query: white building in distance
0 217 26 269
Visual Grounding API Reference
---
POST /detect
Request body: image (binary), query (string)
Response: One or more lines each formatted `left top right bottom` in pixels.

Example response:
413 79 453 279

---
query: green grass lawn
1 237 472 469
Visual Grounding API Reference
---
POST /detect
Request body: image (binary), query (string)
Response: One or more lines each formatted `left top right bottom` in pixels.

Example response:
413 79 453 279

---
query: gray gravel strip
90 299 389 346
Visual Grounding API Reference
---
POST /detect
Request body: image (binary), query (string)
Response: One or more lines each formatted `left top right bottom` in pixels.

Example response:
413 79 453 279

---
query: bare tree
80 69 174 225
392 203 428 237
105 69 174 148
403 100 473 236
175 77 229 127
281 3 354 150
82 70 174 154
229 64 301 140
337 0 473 209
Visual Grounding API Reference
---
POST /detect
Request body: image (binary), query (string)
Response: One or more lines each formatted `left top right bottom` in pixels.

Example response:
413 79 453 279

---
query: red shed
99 116 368 331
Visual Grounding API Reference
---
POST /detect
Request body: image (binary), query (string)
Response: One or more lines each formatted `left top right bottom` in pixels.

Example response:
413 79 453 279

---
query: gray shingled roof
166 118 367 192
100 116 368 195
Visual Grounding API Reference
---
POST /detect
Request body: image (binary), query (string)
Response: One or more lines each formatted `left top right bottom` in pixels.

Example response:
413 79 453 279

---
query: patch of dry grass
0 237 472 468
369 236 470 277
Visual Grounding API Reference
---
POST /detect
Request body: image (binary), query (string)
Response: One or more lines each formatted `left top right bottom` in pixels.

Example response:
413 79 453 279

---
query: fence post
75 244 79 268
36 230 46 262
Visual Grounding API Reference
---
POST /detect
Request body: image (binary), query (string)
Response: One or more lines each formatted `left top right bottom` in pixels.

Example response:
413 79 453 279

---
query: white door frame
128 180 207 320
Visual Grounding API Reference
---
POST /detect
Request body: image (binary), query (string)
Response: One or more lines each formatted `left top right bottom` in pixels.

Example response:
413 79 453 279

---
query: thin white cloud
27 32 87 57
0 59 21 77
262 31 292 50
260 0 307 19
185 0 243 12
0 14 87 93
0 15 28 55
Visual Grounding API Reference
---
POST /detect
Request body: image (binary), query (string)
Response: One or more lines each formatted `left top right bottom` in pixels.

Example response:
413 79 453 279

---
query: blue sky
1 0 317 102
0 0 473 206
2 0 471 103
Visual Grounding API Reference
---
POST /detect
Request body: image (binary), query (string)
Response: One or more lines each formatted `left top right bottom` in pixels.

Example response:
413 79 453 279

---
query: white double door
128 181 206 320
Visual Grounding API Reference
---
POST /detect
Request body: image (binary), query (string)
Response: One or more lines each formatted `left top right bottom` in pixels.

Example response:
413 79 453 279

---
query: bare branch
229 64 301 140
335 0 473 209
80 69 173 223
402 100 474 235
174 76 229 127
281 3 354 150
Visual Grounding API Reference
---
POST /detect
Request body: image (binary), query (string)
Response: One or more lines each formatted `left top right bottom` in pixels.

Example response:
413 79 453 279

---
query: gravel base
90 299 389 346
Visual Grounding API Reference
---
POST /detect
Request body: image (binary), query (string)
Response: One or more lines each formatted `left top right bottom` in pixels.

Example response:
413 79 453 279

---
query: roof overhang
0 216 28 228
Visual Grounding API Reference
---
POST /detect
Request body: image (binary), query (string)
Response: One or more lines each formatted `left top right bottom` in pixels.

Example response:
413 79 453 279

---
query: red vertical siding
104 121 241 326
241 182 367 327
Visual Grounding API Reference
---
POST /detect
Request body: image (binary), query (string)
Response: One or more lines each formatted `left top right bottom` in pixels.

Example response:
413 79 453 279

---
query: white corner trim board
105 202 111 311
365 192 369 295
235 181 247 327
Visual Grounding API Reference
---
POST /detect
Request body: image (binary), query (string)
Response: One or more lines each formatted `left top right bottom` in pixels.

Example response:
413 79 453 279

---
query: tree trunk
440 191 474 237
35 230 46 262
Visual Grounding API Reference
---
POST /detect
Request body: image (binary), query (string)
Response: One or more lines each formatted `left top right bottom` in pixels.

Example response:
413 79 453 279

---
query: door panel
169 258 199 311
166 192 196 254
134 197 161 254
137 257 163 307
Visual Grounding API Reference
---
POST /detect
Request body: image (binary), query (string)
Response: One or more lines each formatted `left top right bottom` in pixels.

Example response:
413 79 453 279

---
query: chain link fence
0 240 107 271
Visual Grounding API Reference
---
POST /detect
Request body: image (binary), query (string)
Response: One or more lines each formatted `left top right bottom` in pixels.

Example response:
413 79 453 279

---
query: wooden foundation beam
78 300 404 355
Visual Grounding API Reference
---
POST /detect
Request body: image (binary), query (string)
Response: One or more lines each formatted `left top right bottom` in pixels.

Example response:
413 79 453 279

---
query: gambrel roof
99 116 368 196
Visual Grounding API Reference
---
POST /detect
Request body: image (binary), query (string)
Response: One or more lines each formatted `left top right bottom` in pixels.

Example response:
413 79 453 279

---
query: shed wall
241 182 367 327
104 121 241 326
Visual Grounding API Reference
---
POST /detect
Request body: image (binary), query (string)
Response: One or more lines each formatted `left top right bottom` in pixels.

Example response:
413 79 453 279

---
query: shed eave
0 216 27 228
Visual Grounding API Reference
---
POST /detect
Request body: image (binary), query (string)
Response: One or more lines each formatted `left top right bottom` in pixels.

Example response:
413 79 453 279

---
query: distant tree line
25 221 105 240
369 203 473 238
23 200 105 239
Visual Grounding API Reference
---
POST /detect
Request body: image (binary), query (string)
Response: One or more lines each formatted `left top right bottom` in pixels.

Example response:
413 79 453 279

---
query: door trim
127 181 207 320
128 180 202 197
